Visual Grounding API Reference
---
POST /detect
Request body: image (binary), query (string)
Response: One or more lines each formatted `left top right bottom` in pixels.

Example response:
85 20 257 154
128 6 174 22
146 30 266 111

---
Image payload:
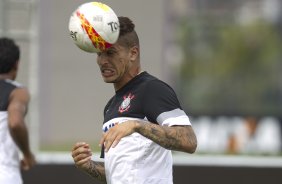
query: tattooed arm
101 121 197 154
136 123 197 153
71 142 107 183
85 161 106 182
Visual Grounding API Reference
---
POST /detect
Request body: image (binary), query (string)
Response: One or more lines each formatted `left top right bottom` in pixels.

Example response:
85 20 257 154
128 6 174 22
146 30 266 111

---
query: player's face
96 43 134 89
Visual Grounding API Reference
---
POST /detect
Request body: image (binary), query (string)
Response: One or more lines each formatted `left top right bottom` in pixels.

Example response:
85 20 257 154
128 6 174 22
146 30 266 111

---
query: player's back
0 79 21 167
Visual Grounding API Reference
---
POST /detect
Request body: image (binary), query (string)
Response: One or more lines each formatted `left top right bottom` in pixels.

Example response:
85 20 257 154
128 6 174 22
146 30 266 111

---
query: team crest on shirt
119 93 135 113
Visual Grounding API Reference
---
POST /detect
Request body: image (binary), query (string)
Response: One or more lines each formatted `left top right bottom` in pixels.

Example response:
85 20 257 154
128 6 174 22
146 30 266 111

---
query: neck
114 67 142 91
134 64 142 75
0 74 14 80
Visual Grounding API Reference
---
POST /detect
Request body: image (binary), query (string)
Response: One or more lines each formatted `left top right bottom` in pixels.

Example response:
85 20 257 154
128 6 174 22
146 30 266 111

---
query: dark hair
0 37 20 74
118 16 139 48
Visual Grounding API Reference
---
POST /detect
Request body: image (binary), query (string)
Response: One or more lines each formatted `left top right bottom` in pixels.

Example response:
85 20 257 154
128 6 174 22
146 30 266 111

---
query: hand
71 142 92 171
100 120 139 152
21 152 36 171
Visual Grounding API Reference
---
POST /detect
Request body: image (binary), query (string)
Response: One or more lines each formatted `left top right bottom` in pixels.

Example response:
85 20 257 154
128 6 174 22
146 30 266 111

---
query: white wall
38 0 165 148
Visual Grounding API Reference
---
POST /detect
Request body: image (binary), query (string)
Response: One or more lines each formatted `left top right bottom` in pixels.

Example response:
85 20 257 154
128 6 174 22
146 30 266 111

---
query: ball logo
70 31 78 41
108 21 119 32
93 15 103 22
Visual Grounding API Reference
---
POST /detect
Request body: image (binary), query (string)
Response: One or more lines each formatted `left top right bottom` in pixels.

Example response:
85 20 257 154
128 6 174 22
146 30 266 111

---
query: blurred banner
164 0 282 155
192 116 281 155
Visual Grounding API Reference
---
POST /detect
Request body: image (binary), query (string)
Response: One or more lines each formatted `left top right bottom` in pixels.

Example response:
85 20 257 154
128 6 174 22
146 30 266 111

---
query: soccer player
71 17 197 184
0 37 36 184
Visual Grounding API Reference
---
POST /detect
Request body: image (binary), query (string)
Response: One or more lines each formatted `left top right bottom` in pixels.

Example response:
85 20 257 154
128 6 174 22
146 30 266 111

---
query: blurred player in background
72 17 197 184
0 37 36 184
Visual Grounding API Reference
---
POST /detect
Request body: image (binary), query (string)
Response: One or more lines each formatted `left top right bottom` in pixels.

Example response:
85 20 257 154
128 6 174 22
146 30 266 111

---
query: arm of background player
72 142 107 183
8 87 36 170
136 123 197 153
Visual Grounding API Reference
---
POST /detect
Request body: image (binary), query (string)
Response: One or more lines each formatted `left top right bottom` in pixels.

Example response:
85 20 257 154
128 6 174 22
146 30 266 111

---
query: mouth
101 68 115 78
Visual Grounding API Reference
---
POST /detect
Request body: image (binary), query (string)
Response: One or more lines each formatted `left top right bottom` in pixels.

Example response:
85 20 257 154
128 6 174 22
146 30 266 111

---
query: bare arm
72 142 106 183
8 87 35 170
87 161 106 182
101 120 197 154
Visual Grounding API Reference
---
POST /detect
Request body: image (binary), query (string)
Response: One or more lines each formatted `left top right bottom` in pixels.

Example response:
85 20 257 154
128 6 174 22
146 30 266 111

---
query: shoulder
4 79 24 88
10 85 30 104
7 87 30 115
0 79 28 100
147 79 173 91
144 79 176 98
141 72 174 93
141 74 180 108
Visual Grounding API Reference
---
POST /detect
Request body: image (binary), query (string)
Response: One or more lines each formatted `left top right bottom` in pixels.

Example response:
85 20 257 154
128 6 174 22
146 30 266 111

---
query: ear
10 61 19 80
129 46 139 62
13 60 19 71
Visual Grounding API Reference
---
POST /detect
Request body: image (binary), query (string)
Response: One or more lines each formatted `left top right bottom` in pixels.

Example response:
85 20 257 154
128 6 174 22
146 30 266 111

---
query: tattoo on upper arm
139 123 197 153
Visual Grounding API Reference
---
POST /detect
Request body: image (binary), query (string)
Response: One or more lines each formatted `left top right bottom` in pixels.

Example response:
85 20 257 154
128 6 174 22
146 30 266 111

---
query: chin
103 77 115 83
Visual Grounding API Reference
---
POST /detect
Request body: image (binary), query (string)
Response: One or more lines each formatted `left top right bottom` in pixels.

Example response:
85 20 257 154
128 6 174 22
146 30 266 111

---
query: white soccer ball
68 2 120 53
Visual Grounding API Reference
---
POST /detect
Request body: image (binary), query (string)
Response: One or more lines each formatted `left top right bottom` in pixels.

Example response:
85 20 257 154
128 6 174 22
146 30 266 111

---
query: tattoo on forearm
86 161 106 183
138 122 197 153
